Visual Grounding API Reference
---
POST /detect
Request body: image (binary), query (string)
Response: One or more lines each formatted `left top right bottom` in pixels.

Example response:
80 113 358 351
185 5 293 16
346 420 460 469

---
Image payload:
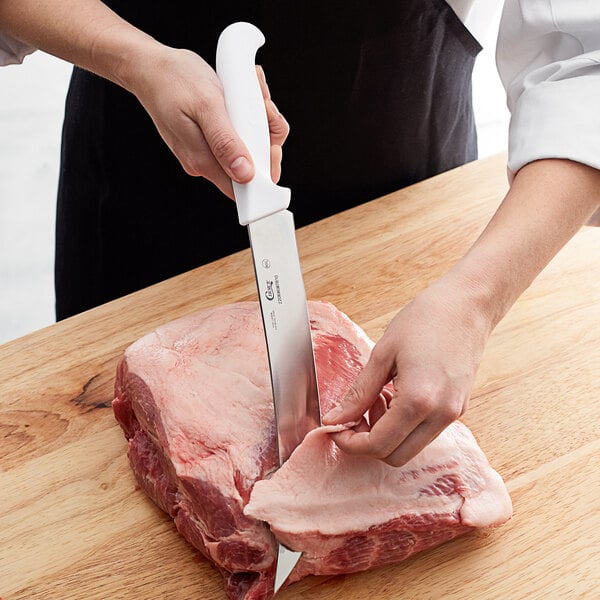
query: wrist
432 259 506 340
442 254 514 333
92 27 165 93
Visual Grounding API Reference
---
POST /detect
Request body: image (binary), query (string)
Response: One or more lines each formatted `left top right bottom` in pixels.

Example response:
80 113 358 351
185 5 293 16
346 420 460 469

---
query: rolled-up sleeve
0 33 35 65
496 0 600 178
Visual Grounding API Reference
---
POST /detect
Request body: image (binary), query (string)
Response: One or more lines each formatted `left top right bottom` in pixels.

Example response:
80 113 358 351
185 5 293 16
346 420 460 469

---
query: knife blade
216 21 321 594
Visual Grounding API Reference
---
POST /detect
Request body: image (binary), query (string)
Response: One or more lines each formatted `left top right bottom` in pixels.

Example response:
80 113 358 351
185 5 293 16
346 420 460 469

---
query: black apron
55 0 481 320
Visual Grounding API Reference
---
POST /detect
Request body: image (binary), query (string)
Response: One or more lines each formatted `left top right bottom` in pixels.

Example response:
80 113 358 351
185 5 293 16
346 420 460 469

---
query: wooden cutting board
1 153 599 599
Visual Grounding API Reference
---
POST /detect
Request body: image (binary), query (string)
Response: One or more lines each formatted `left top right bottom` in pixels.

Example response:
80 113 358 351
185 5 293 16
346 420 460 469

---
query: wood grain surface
1 153 599 599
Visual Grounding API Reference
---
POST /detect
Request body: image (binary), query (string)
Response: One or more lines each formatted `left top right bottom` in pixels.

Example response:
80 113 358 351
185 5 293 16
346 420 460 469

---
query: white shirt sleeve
0 33 36 66
496 1 600 179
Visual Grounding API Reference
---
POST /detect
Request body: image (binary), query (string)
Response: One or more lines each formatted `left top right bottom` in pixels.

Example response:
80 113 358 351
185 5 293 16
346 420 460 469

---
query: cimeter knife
216 22 321 594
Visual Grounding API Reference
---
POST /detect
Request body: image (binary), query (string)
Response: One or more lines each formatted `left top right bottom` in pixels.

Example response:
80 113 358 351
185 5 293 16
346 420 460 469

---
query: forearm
451 159 600 329
0 0 159 90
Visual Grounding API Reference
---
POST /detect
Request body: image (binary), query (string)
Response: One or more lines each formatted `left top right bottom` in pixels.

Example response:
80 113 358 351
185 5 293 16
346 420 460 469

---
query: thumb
323 352 394 425
202 110 255 184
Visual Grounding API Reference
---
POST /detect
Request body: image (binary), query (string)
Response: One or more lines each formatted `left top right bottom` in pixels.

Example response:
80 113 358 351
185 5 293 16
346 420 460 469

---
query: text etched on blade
261 258 281 331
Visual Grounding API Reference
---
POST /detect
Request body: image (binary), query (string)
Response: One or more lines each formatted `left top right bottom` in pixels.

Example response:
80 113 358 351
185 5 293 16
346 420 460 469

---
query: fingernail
323 406 343 424
230 156 253 181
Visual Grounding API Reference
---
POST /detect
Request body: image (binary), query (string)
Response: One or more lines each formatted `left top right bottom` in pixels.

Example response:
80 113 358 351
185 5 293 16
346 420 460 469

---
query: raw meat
113 300 512 600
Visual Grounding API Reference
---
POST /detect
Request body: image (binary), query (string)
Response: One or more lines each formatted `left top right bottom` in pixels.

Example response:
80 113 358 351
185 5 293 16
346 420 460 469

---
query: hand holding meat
324 159 600 467
126 47 289 198
323 271 493 467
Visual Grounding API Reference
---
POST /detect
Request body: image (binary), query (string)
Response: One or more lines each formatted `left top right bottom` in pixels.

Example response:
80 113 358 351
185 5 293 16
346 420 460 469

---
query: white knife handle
216 22 291 226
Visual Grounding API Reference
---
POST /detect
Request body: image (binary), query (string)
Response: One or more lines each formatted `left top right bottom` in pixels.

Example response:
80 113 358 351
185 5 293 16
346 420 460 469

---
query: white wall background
0 52 72 343
0 17 509 345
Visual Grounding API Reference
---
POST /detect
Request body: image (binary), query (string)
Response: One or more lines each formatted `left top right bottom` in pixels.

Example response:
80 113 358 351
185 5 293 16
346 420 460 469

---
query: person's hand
123 45 289 198
322 271 495 467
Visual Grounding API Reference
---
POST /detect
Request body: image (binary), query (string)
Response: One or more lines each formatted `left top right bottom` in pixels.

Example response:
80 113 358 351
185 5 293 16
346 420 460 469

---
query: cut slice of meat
246 422 511 582
113 300 512 600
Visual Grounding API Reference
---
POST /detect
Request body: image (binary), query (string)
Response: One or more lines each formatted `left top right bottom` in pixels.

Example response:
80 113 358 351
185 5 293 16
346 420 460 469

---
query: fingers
266 101 289 147
199 106 255 183
257 65 289 181
153 84 253 197
191 66 288 189
329 418 443 468
331 385 468 467
322 348 395 426
155 108 233 197
383 421 446 467
367 391 389 427
353 416 371 434
256 65 270 99
271 144 283 183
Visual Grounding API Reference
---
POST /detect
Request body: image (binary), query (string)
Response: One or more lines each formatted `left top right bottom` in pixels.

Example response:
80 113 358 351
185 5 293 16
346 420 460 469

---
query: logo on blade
265 280 275 301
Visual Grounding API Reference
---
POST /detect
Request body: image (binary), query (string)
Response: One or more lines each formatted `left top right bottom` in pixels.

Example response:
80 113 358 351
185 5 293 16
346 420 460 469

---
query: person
1 1 599 468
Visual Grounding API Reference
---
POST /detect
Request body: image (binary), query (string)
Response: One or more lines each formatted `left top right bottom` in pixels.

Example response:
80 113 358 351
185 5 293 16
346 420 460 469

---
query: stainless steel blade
247 209 321 466
217 22 320 596
274 544 303 594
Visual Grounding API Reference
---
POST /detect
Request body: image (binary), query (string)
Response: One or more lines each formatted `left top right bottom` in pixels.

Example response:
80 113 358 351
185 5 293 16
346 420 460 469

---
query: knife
216 22 322 594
